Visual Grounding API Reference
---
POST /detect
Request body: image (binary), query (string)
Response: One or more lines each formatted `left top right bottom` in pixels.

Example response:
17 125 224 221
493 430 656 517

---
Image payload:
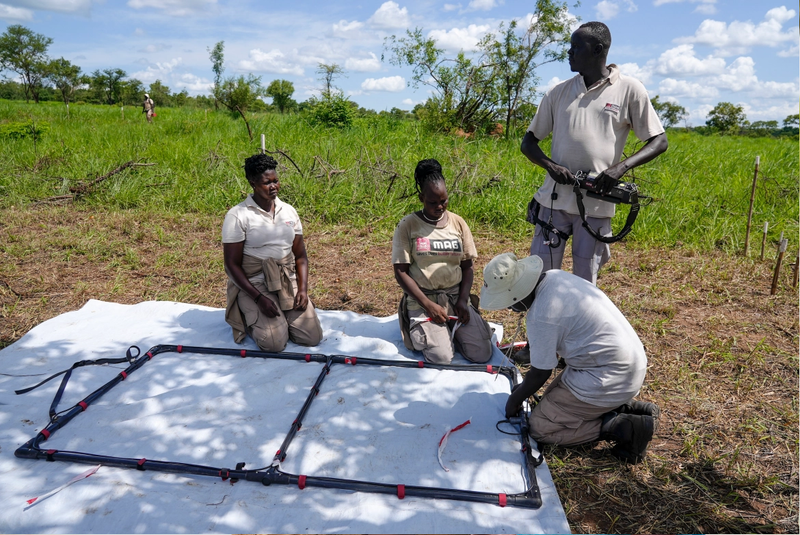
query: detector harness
527 171 646 245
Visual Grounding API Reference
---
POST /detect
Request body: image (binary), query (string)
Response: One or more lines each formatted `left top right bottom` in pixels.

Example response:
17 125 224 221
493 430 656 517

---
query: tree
650 95 688 129
749 120 778 131
174 89 189 107
705 102 747 134
44 57 81 106
121 78 144 106
208 41 224 110
266 79 296 113
307 92 355 128
479 0 573 138
90 68 127 105
316 63 345 97
207 41 265 140
783 114 799 128
148 79 172 107
384 28 498 133
0 25 52 103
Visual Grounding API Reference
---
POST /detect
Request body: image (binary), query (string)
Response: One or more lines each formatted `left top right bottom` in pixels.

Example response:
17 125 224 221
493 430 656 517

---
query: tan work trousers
407 305 493 365
528 372 623 446
236 279 323 352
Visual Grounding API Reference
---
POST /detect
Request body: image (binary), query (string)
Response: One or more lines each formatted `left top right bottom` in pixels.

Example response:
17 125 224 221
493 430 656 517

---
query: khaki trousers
528 372 623 446
236 280 323 352
529 205 611 284
407 305 493 365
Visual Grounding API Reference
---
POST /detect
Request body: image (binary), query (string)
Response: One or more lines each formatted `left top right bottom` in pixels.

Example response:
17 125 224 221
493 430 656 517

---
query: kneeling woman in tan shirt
392 159 493 364
222 153 323 352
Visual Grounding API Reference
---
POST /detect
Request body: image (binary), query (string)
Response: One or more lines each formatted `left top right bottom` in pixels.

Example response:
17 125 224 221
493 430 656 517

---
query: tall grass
0 100 797 252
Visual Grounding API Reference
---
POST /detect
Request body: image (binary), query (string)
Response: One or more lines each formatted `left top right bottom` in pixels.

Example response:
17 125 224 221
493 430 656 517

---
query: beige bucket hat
480 253 544 310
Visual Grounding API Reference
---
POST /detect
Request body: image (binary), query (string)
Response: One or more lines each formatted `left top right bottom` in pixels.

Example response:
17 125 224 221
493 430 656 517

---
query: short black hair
244 153 278 182
414 158 446 195
578 21 611 53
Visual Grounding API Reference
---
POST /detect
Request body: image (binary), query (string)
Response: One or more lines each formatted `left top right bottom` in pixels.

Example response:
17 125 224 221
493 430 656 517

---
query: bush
307 92 355 128
0 120 50 139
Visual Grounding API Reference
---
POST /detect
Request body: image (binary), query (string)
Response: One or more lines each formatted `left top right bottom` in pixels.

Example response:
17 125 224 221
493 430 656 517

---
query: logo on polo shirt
285 220 295 227
604 103 620 115
416 237 462 255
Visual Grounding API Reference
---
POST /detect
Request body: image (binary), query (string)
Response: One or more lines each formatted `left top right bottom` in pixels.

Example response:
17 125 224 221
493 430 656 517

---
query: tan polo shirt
528 64 665 218
391 211 477 291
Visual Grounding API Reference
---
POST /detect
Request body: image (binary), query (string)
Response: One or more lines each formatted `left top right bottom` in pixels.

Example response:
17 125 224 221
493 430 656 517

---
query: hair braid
414 158 446 195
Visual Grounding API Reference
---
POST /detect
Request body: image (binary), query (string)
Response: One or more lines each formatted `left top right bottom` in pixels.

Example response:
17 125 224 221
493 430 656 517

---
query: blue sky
1 0 797 124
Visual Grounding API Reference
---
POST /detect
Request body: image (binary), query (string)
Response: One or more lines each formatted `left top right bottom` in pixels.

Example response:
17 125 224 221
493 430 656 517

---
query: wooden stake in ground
261 134 265 154
121 106 124 120
760 221 768 260
771 238 788 295
793 250 799 289
744 155 760 256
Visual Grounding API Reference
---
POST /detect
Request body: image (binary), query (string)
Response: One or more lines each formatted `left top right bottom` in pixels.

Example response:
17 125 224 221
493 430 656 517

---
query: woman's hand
454 299 471 324
256 294 281 318
293 290 309 311
425 301 450 324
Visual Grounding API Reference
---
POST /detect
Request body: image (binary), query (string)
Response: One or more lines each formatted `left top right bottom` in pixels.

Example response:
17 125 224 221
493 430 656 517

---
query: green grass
1 100 797 252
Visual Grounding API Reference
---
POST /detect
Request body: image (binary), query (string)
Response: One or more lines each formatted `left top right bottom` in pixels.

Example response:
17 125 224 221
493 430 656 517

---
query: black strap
16 346 141 421
572 184 640 244
526 198 570 247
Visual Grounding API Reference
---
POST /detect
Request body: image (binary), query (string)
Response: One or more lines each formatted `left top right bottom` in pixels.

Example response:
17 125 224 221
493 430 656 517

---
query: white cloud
361 75 406 92
368 1 410 30
0 3 33 20
402 98 422 106
428 24 491 52
692 3 716 15
675 7 799 56
238 49 304 76
131 57 183 84
594 0 637 20
744 101 800 122
127 0 216 16
754 79 800 99
652 44 726 76
333 19 364 34
778 44 799 57
345 53 381 72
711 56 758 92
543 76 563 92
2 0 92 12
138 43 172 54
467 0 502 11
175 73 212 93
653 0 716 8
443 3 461 11
617 62 653 85
658 78 719 99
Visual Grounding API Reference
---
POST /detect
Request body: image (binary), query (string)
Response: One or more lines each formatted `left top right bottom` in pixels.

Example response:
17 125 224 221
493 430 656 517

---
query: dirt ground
1 206 798 534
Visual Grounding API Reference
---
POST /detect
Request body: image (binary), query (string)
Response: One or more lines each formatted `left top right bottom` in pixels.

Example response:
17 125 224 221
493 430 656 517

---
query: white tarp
0 299 570 534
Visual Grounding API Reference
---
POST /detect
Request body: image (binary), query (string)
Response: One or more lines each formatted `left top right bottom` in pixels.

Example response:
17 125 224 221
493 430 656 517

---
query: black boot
600 412 654 464
616 401 660 433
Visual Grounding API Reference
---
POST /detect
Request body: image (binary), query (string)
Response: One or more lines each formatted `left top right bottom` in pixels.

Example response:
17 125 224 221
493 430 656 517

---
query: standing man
521 21 667 284
480 252 659 464
142 93 155 123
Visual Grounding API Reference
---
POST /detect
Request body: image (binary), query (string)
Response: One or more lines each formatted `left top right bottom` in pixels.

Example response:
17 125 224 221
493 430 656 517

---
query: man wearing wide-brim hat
480 252 659 463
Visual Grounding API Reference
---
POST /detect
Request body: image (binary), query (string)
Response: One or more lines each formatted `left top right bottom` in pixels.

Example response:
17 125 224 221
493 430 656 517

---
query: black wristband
255 293 264 303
